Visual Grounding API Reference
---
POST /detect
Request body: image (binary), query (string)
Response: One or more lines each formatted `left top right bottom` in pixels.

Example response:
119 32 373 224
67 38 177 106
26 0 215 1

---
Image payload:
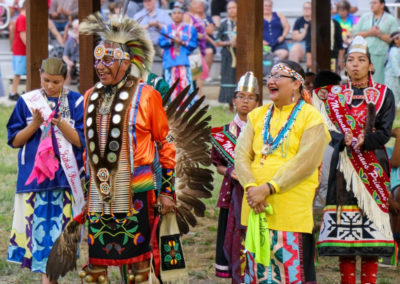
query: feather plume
166 86 191 117
174 89 200 118
162 80 179 106
118 0 130 22
177 194 206 213
176 206 197 227
183 168 214 182
176 210 190 234
162 84 214 234
46 220 82 281
181 188 212 198
180 98 207 124
79 12 154 77
193 207 205 217
188 180 213 191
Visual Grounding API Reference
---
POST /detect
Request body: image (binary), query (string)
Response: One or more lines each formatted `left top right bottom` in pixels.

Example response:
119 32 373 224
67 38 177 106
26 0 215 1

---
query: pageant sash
210 125 237 167
325 86 389 212
314 85 391 237
22 90 85 217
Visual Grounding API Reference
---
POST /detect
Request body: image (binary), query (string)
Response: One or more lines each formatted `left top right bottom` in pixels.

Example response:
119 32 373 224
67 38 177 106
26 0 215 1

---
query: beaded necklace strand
260 99 305 165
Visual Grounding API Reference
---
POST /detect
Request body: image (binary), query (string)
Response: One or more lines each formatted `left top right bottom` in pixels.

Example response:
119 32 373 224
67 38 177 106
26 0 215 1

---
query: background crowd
1 0 400 107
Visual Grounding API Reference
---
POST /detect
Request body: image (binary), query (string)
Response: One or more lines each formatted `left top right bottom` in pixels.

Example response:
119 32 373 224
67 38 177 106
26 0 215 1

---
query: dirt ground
183 208 400 284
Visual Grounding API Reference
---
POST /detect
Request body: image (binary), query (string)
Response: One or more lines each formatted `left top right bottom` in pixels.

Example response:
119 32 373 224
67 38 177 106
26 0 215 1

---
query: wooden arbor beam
79 0 101 94
26 0 48 91
311 0 331 72
236 0 263 101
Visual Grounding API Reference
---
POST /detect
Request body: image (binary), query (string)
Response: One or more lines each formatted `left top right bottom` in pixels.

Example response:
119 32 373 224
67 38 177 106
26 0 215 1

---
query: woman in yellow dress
235 60 330 283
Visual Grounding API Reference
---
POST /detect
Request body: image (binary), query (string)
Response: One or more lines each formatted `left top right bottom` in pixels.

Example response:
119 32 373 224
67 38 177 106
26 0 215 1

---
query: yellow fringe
313 92 392 239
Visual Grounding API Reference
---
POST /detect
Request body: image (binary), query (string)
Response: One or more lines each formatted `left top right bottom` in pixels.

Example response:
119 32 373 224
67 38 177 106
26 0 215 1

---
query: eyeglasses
267 73 295 81
235 95 258 102
94 56 115 67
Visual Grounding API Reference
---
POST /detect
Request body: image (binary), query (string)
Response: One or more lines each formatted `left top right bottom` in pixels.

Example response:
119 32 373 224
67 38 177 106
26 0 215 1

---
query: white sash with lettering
22 89 84 217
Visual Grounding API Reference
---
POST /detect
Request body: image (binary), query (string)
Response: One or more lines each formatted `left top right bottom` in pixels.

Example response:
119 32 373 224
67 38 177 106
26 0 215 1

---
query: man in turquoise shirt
353 0 398 83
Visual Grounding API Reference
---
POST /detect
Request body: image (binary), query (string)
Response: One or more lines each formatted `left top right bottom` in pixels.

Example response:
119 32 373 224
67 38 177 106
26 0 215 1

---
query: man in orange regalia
78 12 176 283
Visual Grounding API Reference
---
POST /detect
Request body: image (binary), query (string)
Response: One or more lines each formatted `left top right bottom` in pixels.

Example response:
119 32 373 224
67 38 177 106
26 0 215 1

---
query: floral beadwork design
88 198 145 253
160 234 186 270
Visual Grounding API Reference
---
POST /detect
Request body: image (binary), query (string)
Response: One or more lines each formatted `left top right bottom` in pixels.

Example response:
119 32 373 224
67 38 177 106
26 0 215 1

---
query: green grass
207 105 234 127
0 106 17 258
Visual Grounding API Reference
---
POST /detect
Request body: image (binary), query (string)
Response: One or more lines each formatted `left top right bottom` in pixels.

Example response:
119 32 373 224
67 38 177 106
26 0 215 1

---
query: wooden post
26 0 48 91
236 0 263 101
311 0 331 72
79 0 101 94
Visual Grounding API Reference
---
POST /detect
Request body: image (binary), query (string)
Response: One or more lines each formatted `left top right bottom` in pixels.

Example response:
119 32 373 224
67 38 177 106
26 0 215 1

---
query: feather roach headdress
79 12 154 78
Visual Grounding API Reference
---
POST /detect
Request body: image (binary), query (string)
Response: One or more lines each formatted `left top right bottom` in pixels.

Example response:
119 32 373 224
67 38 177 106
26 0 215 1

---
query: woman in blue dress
159 2 197 104
263 0 290 60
